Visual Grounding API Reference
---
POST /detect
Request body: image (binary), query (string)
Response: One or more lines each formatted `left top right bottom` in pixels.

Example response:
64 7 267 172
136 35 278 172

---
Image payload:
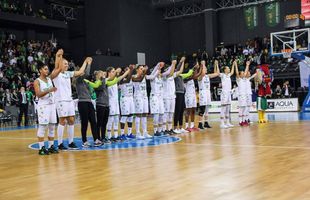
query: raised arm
116 68 130 83
235 61 240 79
146 69 159 80
208 60 220 79
120 65 135 84
180 69 194 79
74 57 92 77
34 79 57 98
84 79 102 89
192 62 203 80
229 60 236 76
244 60 250 75
50 49 63 80
162 60 177 77
175 57 185 77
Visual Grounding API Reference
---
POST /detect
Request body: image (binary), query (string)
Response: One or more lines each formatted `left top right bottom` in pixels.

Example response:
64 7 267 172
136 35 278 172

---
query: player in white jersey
34 49 63 155
131 65 158 139
197 60 220 130
219 60 236 129
53 50 91 150
245 68 257 124
235 60 250 126
161 60 177 135
106 66 130 142
119 65 135 140
184 62 202 132
149 62 166 137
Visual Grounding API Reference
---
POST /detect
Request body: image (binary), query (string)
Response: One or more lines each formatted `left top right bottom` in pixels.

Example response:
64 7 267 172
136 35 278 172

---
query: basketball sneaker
220 124 228 129
94 139 103 147
198 123 205 130
180 128 189 133
58 143 68 150
143 132 153 139
82 141 91 147
48 145 59 154
226 123 234 128
173 129 181 134
154 131 162 137
38 146 49 155
68 142 79 150
127 134 136 139
204 121 212 128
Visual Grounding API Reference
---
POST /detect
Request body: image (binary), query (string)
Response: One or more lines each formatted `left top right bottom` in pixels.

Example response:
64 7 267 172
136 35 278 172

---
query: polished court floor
1 112 310 200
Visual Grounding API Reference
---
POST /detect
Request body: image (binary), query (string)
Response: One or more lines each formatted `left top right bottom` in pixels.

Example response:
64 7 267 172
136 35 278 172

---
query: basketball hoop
281 49 292 59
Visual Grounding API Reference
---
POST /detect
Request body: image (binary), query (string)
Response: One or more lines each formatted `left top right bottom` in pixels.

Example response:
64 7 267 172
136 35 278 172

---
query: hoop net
281 49 292 58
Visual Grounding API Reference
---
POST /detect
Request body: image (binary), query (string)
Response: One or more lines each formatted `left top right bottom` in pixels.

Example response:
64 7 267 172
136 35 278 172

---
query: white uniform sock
190 122 194 128
142 117 147 133
57 124 65 145
135 117 141 134
39 141 44 149
68 125 74 144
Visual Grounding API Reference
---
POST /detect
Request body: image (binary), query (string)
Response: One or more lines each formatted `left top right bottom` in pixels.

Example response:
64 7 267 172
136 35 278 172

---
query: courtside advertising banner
209 98 299 113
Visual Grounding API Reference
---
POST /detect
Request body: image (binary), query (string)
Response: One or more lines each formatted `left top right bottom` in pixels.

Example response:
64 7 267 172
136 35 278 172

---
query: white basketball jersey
185 79 195 96
53 71 74 102
133 77 147 97
236 78 247 95
220 73 232 92
108 83 118 101
246 78 252 95
198 75 210 91
120 81 133 97
37 77 54 105
163 74 176 99
150 77 163 95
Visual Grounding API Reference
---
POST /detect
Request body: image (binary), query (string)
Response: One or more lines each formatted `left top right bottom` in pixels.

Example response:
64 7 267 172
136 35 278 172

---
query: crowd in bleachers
171 35 308 101
0 31 57 109
0 0 48 19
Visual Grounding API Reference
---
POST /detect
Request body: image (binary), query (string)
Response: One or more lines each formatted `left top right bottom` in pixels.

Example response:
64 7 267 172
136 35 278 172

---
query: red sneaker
192 127 200 132
239 122 244 126
185 128 192 132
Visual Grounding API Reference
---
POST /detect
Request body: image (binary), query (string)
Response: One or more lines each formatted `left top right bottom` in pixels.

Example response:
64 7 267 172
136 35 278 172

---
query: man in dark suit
17 87 28 126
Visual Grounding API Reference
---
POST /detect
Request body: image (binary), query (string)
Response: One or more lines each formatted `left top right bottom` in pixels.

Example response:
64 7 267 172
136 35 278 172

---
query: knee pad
48 124 55 137
120 116 127 124
37 125 47 138
107 116 114 130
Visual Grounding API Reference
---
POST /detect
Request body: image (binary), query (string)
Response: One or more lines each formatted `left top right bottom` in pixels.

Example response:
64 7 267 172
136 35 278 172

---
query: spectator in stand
11 89 18 106
4 89 12 106
282 81 292 98
17 87 29 126
275 85 282 98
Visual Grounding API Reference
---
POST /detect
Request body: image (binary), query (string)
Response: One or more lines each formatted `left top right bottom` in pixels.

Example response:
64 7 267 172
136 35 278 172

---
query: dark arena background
2 0 310 199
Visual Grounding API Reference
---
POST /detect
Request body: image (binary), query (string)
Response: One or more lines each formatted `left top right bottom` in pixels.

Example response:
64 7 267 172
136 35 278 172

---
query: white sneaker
180 128 189 133
226 123 234 128
173 129 181 134
143 133 153 139
220 124 228 129
82 141 91 147
136 135 145 140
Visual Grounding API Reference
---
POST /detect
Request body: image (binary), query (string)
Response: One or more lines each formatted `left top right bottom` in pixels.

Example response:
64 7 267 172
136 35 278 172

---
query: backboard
270 28 310 56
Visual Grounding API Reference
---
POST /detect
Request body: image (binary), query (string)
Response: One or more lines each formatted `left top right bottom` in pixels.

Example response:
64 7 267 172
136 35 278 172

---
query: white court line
0 137 36 140
178 142 310 150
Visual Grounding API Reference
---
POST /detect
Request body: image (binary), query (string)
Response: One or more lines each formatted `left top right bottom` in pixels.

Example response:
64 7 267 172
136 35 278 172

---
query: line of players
34 49 256 155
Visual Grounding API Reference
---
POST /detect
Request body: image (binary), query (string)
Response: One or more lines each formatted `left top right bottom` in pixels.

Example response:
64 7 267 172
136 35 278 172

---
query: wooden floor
1 118 310 200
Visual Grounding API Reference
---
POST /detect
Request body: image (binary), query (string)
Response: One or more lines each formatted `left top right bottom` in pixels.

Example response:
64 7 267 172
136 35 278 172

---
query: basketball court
1 113 310 200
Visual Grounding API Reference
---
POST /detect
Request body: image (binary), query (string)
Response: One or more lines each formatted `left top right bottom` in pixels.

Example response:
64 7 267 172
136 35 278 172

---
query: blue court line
0 125 37 132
